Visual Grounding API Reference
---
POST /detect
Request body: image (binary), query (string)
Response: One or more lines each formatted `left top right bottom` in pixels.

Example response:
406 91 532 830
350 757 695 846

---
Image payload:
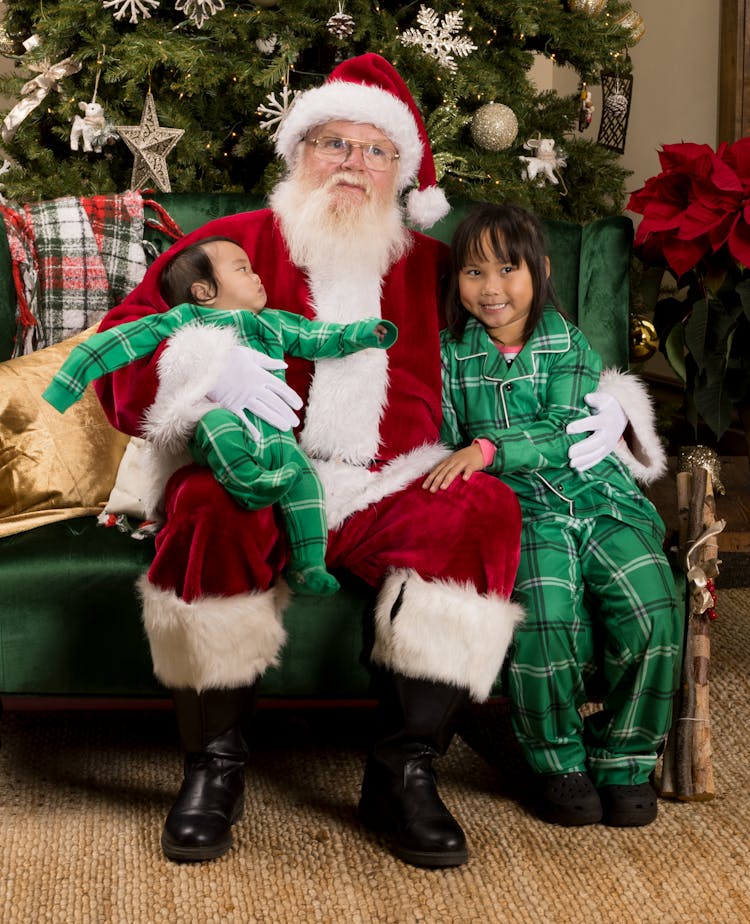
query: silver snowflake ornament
258 85 299 139
400 5 477 73
102 0 160 25
175 0 225 28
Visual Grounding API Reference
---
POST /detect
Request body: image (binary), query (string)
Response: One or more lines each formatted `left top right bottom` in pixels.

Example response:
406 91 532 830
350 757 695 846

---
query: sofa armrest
577 214 634 371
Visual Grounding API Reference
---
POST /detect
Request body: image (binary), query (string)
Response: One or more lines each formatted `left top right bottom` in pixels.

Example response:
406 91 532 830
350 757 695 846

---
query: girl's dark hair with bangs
160 235 242 308
444 203 559 342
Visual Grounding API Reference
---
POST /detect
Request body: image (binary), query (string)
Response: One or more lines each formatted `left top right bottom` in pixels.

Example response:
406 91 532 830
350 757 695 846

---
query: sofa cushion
0 327 130 538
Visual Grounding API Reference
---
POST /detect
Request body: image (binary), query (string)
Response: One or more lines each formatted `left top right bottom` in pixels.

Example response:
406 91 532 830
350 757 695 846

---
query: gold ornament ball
629 314 659 362
615 9 646 44
569 0 607 14
471 103 519 152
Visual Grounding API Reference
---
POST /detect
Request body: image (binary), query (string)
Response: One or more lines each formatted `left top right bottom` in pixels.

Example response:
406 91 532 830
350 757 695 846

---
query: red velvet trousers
149 465 522 603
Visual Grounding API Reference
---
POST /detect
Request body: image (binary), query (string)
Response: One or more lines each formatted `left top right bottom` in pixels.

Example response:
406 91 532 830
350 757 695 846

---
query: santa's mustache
323 171 373 196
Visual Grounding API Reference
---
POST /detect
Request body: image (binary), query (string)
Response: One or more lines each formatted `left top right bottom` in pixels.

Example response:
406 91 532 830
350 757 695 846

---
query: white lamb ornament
518 137 566 185
70 100 108 153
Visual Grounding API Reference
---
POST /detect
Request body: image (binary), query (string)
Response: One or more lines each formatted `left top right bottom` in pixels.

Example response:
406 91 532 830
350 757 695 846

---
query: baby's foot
286 565 340 596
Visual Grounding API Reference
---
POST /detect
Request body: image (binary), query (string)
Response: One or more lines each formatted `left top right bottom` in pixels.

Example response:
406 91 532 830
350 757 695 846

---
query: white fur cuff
139 577 289 692
371 569 525 702
600 368 668 485
143 323 239 453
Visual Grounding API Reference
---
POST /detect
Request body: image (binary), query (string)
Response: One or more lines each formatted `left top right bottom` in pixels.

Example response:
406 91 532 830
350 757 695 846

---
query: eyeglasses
305 135 400 172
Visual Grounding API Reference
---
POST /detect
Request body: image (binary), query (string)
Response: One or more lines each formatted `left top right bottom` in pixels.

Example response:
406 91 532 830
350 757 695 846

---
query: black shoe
538 771 603 826
599 783 658 827
161 748 246 861
162 686 257 862
359 750 468 868
360 672 471 868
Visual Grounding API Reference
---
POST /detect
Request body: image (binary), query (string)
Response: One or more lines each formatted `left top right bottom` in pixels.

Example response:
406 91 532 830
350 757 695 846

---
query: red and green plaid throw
0 190 181 356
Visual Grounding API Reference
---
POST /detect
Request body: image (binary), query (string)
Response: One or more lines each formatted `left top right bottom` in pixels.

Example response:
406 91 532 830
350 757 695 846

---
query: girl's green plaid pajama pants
508 512 683 787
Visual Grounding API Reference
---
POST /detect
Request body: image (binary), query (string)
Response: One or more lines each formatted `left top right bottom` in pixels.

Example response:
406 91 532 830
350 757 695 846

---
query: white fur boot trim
138 576 289 692
371 569 525 702
599 368 667 485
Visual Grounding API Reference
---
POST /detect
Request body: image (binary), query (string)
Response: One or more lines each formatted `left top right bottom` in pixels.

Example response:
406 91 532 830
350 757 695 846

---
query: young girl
44 236 396 597
423 203 682 828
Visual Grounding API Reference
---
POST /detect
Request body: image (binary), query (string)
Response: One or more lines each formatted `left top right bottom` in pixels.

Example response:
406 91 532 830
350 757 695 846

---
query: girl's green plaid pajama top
439 309 683 786
43 303 396 585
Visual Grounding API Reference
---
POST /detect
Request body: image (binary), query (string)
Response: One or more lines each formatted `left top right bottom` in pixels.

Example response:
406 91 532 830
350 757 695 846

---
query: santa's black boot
161 684 258 862
359 671 470 868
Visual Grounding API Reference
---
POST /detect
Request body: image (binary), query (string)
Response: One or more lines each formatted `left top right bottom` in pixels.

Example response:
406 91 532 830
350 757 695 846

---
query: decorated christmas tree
0 0 642 222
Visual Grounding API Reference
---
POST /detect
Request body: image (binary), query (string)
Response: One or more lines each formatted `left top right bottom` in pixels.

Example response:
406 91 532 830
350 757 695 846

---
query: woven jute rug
1 589 749 924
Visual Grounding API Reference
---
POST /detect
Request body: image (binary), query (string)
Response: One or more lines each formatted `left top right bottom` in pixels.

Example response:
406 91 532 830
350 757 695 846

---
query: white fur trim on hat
371 569 525 702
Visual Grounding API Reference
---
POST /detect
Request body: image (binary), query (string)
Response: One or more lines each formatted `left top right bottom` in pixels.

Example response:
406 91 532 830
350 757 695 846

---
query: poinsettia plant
627 139 750 441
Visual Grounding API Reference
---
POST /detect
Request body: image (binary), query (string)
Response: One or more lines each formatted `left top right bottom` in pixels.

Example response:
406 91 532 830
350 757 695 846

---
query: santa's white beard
270 169 410 282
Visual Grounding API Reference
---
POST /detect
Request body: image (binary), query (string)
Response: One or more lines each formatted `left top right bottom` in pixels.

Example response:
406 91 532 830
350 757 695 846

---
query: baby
43 235 397 596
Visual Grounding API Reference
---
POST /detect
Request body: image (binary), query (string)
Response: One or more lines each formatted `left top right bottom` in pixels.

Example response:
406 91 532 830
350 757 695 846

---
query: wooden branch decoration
659 446 725 801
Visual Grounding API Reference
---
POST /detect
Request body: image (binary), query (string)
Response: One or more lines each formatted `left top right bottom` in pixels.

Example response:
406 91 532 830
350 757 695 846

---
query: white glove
207 346 303 441
566 391 627 472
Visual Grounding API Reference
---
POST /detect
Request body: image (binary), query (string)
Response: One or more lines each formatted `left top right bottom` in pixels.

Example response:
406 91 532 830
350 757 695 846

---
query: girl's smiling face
458 230 548 347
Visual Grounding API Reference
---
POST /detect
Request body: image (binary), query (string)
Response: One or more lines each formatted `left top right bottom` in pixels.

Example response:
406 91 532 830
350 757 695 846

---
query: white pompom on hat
275 53 450 230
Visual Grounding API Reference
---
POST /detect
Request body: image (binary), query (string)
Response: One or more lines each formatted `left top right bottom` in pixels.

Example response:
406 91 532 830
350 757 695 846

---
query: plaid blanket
0 191 158 356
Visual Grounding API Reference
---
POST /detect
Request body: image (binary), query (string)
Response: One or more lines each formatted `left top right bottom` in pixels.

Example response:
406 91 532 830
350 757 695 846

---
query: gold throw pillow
0 326 130 538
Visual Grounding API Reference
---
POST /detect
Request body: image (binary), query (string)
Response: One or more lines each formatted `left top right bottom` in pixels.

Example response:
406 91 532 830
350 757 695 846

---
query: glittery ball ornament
629 314 658 362
568 0 607 14
615 9 646 43
470 103 518 152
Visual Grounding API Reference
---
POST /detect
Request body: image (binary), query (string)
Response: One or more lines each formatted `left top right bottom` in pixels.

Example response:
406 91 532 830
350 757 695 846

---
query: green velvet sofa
0 193 634 703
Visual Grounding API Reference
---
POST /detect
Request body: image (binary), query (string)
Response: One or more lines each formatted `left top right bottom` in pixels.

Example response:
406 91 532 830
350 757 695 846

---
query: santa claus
95 53 664 868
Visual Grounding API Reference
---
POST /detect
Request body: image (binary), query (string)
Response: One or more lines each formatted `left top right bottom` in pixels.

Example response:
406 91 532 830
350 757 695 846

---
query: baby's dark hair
444 203 558 341
160 235 242 307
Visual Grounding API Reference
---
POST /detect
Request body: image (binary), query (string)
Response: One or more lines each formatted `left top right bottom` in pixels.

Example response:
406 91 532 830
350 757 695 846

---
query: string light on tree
470 102 518 151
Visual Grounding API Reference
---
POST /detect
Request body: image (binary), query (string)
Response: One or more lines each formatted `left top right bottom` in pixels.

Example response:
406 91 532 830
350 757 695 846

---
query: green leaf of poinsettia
662 323 687 383
684 297 709 371
736 278 750 321
693 372 733 439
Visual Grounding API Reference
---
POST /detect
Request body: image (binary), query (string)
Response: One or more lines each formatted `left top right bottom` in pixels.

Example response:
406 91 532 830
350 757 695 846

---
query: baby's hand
422 445 485 493
374 323 388 343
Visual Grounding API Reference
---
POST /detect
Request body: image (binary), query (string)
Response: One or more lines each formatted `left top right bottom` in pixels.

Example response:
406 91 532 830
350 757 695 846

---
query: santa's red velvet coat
94 210 526 700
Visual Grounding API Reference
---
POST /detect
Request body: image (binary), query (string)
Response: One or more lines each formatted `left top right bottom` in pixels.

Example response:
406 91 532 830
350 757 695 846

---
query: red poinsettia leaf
722 136 750 190
662 234 711 276
680 199 736 247
658 142 713 171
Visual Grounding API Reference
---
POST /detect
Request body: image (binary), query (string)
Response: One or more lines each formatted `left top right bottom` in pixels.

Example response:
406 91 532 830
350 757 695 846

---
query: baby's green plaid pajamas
43 302 396 596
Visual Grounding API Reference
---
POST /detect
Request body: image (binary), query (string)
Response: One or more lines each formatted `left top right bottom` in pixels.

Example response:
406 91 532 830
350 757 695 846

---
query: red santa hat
275 53 450 230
